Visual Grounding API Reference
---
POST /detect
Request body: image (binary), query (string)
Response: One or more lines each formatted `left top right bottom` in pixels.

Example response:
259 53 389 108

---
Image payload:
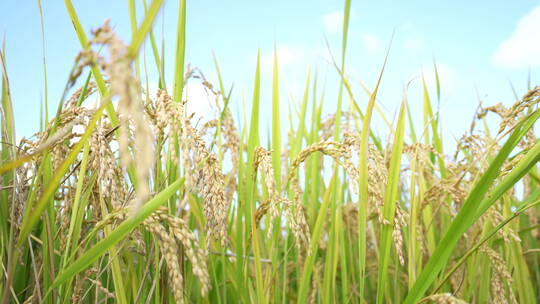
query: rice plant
1 0 539 303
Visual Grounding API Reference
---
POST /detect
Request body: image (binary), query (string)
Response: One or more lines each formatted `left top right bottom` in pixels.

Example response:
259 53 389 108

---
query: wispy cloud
261 44 308 73
361 32 384 53
259 44 313 95
323 11 344 34
403 35 426 52
260 44 304 73
398 22 426 52
183 81 218 121
403 29 426 52
409 63 459 95
492 5 540 68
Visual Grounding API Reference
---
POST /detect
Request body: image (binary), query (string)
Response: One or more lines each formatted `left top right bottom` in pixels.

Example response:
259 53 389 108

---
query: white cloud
399 22 426 52
259 44 314 97
183 81 218 122
409 63 459 95
492 6 540 68
361 33 383 53
403 36 425 52
260 44 304 73
323 11 344 34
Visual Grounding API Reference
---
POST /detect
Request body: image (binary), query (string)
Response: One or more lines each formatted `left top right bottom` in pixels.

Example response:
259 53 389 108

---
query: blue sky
1 0 539 146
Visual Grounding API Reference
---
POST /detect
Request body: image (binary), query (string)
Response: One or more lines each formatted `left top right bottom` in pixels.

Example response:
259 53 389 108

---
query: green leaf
172 0 186 102
376 98 407 304
271 46 282 191
357 44 390 301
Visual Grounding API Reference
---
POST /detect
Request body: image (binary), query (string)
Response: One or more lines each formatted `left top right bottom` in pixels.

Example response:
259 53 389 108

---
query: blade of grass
271 46 282 191
37 0 49 128
128 0 141 79
376 98 407 304
172 0 186 102
297 172 336 304
250 166 267 303
127 0 165 59
290 70 310 160
357 37 392 302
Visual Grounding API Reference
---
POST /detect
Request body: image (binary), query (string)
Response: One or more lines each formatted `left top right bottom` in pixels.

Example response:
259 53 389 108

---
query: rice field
1 0 539 303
